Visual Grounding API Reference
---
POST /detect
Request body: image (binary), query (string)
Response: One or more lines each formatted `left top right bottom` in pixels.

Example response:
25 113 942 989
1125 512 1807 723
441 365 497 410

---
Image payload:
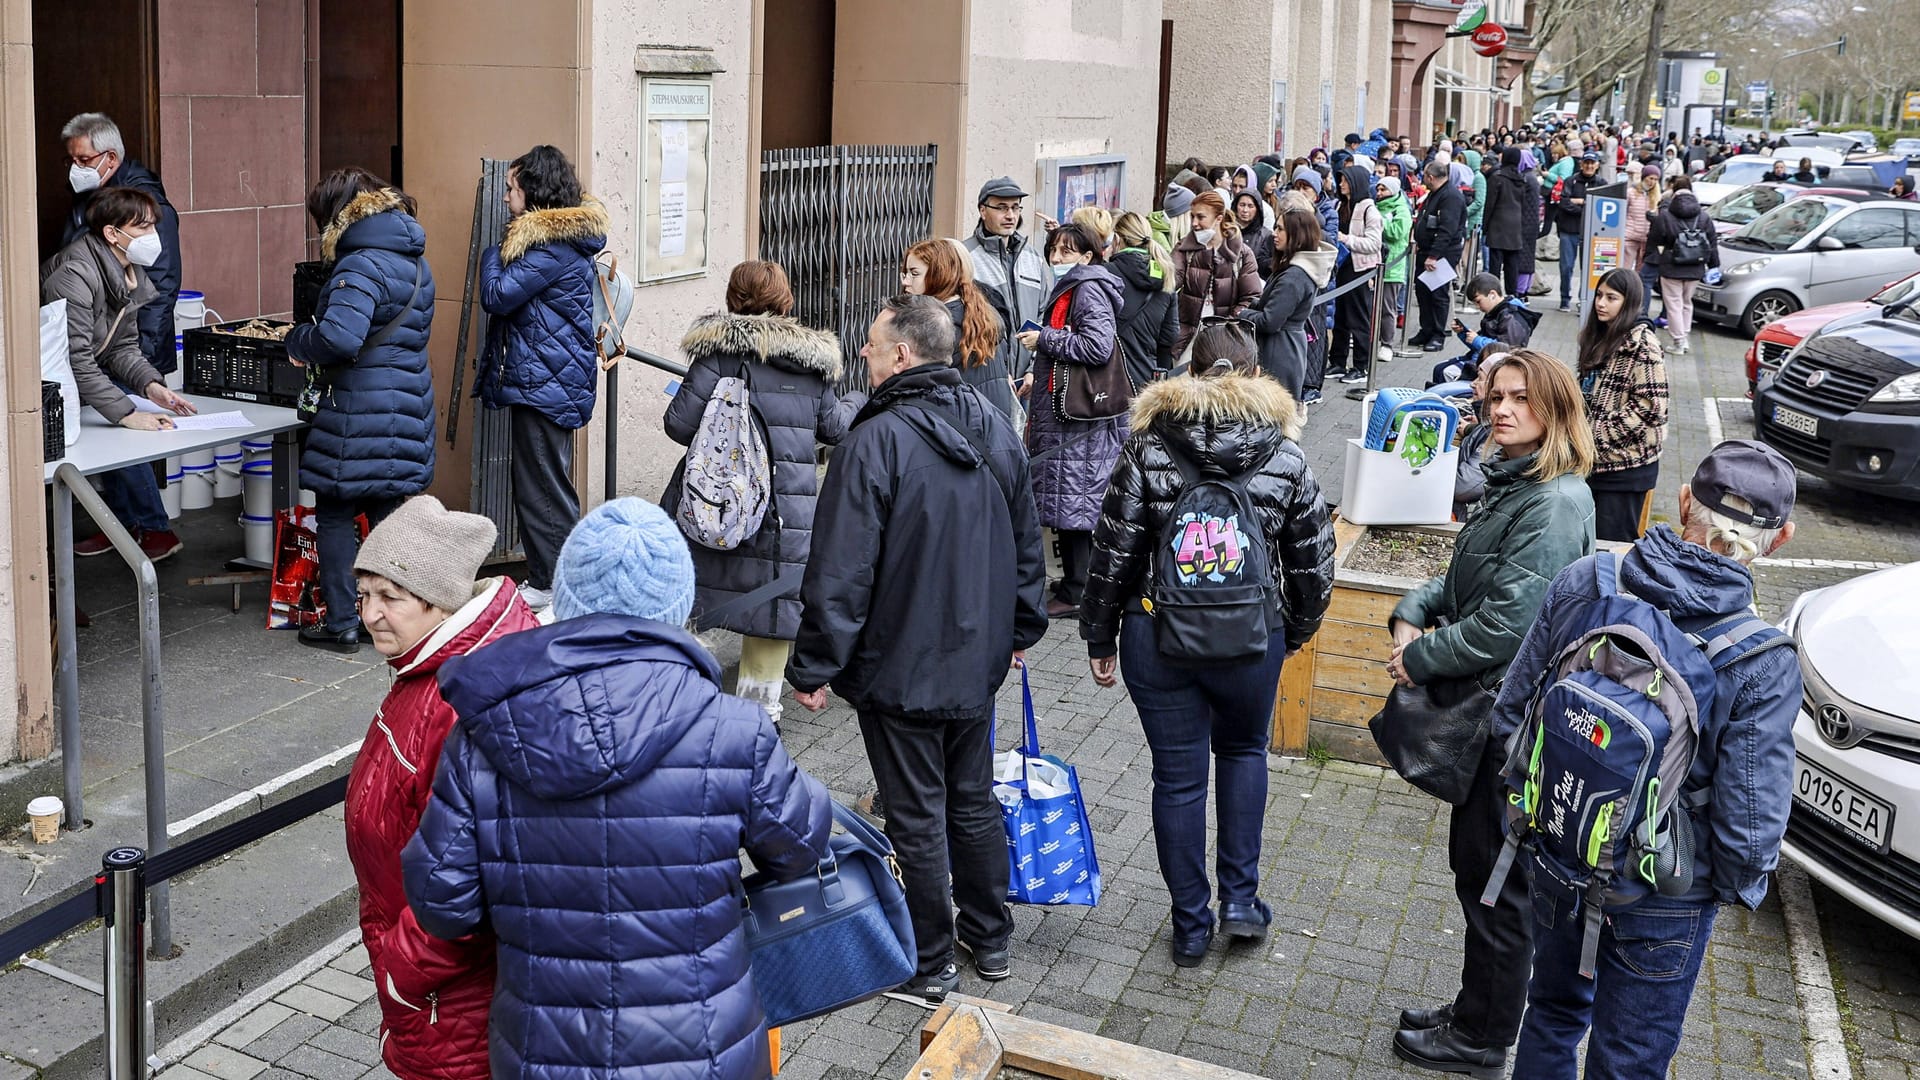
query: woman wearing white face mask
41 186 199 562
1171 191 1261 358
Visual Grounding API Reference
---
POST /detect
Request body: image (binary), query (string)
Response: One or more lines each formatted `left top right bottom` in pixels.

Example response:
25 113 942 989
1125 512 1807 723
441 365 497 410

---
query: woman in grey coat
662 261 859 725
1238 204 1336 401
1014 224 1126 618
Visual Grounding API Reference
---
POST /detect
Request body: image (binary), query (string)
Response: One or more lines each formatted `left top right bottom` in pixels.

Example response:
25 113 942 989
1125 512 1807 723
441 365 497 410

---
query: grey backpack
676 367 772 550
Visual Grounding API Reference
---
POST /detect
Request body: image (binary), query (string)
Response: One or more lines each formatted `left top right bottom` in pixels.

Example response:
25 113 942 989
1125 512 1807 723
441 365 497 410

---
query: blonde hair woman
1108 210 1181 385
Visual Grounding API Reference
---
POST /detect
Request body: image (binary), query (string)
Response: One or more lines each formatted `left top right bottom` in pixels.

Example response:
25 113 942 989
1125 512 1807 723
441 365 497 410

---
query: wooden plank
908 1004 1003 1080
1311 620 1393 662
1331 517 1368 559
1312 685 1387 727
1313 651 1394 697
922 996 1015 1052
1273 635 1315 754
1325 585 1400 626
986 1008 1268 1080
1310 718 1389 768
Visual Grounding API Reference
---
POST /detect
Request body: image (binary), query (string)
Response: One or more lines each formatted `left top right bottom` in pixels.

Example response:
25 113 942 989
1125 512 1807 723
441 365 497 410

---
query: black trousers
857 708 1013 977
1486 247 1521 295
509 405 581 591
315 495 403 632
1330 266 1375 374
1054 529 1093 605
1416 263 1453 343
1447 737 1532 1047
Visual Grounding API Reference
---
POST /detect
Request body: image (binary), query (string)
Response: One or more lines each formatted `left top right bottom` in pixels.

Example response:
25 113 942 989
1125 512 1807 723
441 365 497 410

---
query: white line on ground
150 928 363 1072
1777 861 1853 1079
1754 558 1901 570
1704 395 1725 446
168 742 359 838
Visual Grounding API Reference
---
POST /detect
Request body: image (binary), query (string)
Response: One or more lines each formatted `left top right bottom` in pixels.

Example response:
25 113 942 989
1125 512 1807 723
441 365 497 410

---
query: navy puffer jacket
286 189 436 501
478 198 608 429
402 615 832 1080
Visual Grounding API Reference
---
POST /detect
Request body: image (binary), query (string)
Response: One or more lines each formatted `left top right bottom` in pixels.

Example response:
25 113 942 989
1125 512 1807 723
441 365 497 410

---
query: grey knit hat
353 495 497 612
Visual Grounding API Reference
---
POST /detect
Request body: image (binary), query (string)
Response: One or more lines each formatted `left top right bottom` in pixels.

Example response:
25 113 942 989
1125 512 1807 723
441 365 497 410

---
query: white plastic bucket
242 460 274 518
174 291 221 336
241 437 272 463
162 457 184 520
239 513 275 565
299 488 317 509
214 444 244 499
179 463 216 511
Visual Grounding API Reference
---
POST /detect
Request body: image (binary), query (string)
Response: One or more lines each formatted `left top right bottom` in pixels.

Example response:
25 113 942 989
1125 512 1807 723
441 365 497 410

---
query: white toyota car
1780 561 1920 939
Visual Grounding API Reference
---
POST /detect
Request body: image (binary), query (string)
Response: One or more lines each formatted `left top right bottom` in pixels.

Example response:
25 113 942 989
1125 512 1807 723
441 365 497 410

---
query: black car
1755 298 1920 498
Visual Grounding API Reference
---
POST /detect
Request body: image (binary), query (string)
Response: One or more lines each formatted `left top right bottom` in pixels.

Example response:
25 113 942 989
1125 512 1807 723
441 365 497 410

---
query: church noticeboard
638 78 712 282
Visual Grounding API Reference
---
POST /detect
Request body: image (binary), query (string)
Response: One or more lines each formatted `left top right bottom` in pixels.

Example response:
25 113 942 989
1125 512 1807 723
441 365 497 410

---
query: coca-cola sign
1471 23 1508 57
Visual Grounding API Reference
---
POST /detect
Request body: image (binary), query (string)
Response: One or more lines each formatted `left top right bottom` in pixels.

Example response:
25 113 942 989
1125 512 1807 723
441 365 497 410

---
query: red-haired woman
901 238 1013 417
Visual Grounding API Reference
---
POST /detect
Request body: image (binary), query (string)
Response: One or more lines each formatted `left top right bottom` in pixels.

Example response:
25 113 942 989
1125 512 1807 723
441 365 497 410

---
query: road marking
1777 861 1854 1079
168 742 359 838
1704 395 1724 446
151 928 363 1072
1754 558 1900 570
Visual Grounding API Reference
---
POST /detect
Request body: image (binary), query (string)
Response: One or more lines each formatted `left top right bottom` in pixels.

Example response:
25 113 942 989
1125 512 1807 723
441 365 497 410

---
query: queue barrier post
102 846 149 1080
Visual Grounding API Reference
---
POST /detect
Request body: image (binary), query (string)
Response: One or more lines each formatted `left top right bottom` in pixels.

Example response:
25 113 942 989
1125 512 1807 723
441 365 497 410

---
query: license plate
1773 404 1820 438
1793 758 1895 853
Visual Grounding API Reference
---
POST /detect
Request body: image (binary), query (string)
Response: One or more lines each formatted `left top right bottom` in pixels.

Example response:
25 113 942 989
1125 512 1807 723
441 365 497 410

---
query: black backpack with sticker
1147 444 1276 665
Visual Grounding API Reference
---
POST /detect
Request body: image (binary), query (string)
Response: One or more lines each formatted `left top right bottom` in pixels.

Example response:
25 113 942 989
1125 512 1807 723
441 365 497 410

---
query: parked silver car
1694 196 1920 336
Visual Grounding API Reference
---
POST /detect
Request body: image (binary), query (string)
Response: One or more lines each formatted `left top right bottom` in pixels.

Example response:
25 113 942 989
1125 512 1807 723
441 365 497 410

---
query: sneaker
139 529 183 563
1558 303 1572 313
75 533 114 557
959 941 1011 981
1377 345 1394 364
1654 316 1669 328
890 964 959 1007
518 583 553 613
1339 369 1368 384
1300 388 1324 405
1676 338 1691 354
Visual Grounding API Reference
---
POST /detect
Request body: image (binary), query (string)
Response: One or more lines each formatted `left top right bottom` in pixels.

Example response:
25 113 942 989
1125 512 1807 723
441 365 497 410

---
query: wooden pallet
909 995 1266 1080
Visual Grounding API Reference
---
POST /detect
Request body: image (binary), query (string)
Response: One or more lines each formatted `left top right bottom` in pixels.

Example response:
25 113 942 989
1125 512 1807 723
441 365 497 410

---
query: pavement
6 287 1918 1078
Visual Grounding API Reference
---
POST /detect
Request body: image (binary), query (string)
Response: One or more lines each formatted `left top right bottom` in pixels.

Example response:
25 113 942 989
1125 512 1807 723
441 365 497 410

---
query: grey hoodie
1239 242 1335 399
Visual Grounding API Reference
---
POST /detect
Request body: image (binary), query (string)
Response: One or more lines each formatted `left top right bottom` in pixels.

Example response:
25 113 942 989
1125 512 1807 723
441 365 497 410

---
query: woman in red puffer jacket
341 496 538 1080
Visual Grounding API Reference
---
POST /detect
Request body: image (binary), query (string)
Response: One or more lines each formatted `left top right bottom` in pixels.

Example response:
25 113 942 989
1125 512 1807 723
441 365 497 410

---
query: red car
1746 270 1920 395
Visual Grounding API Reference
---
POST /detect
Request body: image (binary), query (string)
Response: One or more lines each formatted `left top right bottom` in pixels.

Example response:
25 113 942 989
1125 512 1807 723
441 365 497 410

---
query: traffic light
1767 91 1777 113
1836 35 1846 57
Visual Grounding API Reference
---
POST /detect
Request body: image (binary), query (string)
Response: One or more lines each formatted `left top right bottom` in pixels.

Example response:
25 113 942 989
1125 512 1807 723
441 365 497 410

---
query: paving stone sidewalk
160 615 1822 1080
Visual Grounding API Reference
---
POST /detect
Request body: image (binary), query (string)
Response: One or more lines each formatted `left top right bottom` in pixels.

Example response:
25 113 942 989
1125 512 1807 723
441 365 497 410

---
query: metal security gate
759 144 938 391
446 158 518 559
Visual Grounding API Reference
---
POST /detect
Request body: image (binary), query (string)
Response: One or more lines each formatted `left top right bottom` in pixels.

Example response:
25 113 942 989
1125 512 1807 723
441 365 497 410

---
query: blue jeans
1638 261 1662 318
1511 879 1718 1080
1118 612 1285 937
97 380 171 535
1558 231 1581 305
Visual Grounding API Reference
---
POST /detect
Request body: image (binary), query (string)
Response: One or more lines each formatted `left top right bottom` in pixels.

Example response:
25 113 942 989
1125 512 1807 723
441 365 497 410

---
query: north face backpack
1670 216 1711 266
1147 444 1276 665
1480 552 1791 977
675 366 772 550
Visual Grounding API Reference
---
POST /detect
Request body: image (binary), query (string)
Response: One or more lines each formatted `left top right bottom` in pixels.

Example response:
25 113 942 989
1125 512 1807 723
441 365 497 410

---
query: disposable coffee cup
27 796 63 843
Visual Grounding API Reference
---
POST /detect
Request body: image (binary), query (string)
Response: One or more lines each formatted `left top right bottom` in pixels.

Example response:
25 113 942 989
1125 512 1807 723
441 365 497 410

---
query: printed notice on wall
659 181 688 257
661 121 688 184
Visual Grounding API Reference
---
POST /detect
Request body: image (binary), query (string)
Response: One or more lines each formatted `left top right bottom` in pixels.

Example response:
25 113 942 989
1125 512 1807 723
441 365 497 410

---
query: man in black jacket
789 293 1048 1004
1410 160 1466 352
1555 152 1601 311
60 112 182 373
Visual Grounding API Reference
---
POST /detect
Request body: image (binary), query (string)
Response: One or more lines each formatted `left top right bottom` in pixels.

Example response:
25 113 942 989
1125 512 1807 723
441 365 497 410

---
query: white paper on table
1417 259 1456 291
660 120 688 184
128 396 170 414
659 181 688 258
167 411 253 431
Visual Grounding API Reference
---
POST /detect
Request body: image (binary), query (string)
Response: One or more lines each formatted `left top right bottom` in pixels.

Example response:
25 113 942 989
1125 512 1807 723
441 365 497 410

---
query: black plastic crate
183 320 305 408
42 381 64 461
293 261 327 325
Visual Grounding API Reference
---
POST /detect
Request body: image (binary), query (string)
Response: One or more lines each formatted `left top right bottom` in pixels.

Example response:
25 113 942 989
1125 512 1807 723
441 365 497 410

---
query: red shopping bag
267 507 366 629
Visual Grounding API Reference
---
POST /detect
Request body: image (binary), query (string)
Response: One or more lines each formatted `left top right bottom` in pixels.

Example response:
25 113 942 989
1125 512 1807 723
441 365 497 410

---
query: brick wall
158 0 309 324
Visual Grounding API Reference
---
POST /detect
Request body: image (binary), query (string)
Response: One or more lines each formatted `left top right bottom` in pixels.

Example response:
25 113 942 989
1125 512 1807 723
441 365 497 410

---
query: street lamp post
1764 35 1849 134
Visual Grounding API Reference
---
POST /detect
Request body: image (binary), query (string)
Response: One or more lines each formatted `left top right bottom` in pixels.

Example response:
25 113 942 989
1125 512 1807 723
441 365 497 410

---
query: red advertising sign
1471 23 1508 57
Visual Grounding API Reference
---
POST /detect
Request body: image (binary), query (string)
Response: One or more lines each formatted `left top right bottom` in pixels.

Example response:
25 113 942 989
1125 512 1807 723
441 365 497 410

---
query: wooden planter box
1268 519 1457 766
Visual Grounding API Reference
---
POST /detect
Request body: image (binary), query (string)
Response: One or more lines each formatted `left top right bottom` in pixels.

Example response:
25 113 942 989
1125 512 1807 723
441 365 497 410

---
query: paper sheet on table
1417 259 1456 291
128 396 170 414
168 411 254 431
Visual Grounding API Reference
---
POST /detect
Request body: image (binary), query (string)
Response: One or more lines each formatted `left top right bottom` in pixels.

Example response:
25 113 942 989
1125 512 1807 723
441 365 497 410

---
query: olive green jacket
1392 452 1596 688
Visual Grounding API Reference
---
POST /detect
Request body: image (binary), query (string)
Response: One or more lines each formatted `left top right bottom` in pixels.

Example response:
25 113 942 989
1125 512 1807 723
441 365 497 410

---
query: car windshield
1730 198 1837 249
1710 186 1786 226
1876 275 1920 310
1702 160 1773 185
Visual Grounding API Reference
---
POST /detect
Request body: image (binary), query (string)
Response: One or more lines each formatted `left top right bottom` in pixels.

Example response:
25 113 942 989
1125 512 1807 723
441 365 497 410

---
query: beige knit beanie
353 495 496 612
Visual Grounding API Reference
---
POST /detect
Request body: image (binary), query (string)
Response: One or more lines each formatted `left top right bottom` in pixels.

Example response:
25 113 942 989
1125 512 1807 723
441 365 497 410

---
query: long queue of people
133 126 1806 1080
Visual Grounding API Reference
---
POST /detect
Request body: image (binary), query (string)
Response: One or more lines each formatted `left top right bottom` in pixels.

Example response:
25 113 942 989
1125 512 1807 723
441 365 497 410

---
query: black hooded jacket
1481 147 1532 250
1108 247 1182 387
1080 373 1336 659
1647 191 1721 281
787 363 1048 718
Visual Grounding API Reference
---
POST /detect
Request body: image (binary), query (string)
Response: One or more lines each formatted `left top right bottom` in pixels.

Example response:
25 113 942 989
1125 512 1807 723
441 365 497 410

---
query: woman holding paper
41 185 198 562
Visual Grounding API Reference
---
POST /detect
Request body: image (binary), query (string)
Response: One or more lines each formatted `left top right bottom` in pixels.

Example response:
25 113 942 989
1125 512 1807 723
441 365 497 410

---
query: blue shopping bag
993 665 1101 906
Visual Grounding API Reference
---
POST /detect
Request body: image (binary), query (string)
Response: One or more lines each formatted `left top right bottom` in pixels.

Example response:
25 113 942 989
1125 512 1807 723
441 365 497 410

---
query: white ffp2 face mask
123 231 163 268
69 162 103 193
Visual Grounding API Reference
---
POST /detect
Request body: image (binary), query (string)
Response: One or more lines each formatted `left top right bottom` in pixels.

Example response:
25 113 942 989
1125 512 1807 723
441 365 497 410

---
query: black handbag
739 802 915 1027
1368 674 1495 806
1047 282 1133 422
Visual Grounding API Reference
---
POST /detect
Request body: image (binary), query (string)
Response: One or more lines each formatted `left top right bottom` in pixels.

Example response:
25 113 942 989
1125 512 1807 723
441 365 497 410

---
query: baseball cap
1580 151 1600 163
977 176 1027 205
1691 440 1796 529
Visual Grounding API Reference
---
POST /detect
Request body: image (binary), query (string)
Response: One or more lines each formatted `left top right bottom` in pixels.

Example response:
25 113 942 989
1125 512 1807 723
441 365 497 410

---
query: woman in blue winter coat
404 497 834 1080
287 167 436 653
479 145 608 613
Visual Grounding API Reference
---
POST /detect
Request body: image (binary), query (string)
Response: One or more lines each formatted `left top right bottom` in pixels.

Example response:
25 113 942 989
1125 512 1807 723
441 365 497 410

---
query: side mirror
1816 235 1844 252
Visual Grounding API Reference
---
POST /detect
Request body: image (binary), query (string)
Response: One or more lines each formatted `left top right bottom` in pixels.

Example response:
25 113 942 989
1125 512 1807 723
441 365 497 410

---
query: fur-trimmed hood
500 197 610 265
320 187 415 262
680 311 842 381
1131 371 1302 444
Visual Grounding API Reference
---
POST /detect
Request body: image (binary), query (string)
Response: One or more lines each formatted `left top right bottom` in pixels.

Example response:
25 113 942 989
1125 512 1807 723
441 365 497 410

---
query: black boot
1398 1002 1453 1030
1391 1021 1506 1079
298 621 363 654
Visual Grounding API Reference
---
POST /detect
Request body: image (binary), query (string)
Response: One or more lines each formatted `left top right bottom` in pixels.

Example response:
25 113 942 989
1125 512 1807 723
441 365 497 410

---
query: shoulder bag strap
360 257 425 354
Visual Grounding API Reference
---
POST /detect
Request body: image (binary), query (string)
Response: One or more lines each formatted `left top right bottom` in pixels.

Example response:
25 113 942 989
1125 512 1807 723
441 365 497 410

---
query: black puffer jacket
943 296 1016 418
1481 149 1530 250
1081 373 1336 659
662 313 859 640
1647 191 1721 282
1108 247 1181 387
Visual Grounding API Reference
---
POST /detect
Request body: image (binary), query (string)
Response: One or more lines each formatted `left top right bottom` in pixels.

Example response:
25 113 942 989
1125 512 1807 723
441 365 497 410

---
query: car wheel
1742 291 1802 337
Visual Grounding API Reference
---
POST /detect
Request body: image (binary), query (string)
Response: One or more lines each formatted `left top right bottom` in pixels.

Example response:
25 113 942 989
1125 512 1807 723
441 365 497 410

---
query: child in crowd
1430 272 1539 385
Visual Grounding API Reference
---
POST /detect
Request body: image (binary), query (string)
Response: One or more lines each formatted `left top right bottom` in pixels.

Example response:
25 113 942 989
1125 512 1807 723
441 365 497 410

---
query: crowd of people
46 104 1817 1080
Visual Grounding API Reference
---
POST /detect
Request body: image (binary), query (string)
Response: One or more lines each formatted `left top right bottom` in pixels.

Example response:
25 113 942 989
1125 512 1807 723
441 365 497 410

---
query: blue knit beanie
550 498 696 626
